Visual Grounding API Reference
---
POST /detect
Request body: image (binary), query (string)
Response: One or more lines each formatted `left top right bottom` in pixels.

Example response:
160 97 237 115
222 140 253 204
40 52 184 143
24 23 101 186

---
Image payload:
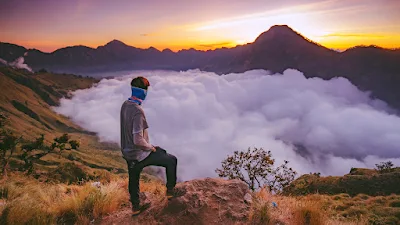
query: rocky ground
101 178 252 225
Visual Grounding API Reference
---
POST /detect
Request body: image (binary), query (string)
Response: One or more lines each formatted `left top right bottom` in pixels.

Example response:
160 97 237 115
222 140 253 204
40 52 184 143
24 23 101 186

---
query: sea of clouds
54 69 400 180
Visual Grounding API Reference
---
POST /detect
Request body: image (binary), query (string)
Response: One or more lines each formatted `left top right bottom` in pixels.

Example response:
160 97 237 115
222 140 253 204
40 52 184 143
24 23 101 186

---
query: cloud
54 69 400 181
190 0 367 32
1 56 33 72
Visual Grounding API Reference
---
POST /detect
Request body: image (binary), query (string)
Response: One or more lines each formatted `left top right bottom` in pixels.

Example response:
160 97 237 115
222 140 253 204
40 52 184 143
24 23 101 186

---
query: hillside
0 67 127 181
284 167 400 196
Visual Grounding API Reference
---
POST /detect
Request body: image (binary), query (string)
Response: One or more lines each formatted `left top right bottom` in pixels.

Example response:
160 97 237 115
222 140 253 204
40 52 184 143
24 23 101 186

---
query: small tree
19 133 78 174
215 147 297 192
0 113 20 177
0 113 80 176
20 134 51 174
375 161 394 173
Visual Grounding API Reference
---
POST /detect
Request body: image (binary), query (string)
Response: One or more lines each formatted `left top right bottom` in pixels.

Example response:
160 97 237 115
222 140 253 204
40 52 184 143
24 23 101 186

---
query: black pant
126 147 177 206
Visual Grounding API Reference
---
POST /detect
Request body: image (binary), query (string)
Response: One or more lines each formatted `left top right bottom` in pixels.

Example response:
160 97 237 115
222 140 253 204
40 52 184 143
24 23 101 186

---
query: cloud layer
55 69 400 180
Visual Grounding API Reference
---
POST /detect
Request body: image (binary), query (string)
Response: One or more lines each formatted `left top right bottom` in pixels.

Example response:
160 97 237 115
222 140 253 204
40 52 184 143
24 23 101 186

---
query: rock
91 181 101 188
244 193 253 204
139 192 152 205
159 178 252 225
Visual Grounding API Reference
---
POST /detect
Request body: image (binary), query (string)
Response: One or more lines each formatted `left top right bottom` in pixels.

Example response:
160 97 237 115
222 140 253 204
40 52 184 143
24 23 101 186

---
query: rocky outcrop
159 178 252 225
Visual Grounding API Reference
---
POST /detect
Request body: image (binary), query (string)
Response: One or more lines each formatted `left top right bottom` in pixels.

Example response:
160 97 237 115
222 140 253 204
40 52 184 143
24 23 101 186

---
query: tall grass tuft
293 202 324 225
0 175 128 225
250 188 273 225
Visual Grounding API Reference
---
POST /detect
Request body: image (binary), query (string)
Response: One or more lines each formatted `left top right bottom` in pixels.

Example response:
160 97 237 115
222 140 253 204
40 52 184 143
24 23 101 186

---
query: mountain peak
268 25 295 32
105 39 127 47
162 48 174 53
254 25 302 44
147 46 159 51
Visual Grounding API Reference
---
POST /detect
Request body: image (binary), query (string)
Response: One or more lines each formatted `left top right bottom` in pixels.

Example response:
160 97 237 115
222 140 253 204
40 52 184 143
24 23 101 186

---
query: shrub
355 194 370 200
375 161 394 174
67 153 77 161
0 114 19 177
332 193 350 201
389 200 400 208
368 215 400 225
216 147 296 192
69 140 80 150
18 133 80 174
51 162 89 184
20 134 50 174
37 68 48 73
341 206 368 219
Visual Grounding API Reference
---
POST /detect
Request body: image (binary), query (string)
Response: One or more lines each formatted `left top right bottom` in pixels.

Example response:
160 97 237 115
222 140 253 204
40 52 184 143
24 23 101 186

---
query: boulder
159 178 252 225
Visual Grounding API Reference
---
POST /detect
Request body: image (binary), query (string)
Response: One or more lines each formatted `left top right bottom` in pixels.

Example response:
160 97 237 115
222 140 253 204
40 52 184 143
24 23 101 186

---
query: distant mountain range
1 25 400 110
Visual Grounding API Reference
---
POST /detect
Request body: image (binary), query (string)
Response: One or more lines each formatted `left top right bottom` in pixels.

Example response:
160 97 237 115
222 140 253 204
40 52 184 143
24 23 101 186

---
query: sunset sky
1 0 399 52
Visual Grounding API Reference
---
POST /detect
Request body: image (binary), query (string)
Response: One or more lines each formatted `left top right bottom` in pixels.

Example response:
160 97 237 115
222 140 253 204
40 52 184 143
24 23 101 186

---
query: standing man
120 76 179 216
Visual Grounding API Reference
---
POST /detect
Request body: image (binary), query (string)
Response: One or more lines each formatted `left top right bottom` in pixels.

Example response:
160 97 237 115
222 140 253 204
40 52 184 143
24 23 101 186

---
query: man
120 76 179 216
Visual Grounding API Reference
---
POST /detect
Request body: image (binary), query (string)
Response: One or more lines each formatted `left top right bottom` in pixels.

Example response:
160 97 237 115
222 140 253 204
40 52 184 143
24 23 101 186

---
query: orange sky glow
0 0 399 52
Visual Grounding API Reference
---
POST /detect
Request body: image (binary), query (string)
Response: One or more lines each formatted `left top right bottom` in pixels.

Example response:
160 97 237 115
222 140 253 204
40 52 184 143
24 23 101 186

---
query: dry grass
250 188 272 224
250 188 371 225
55 181 127 224
250 188 400 225
250 188 328 225
0 174 164 225
1 174 399 225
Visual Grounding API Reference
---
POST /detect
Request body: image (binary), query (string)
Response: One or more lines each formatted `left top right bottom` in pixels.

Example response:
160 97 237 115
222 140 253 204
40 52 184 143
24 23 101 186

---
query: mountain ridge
1 25 400 110
3 25 399 58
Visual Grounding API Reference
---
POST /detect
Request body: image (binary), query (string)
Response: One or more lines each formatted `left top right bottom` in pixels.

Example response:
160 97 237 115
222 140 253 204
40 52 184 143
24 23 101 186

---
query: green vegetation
0 113 19 177
0 68 125 181
375 161 394 174
284 167 400 196
0 114 82 176
11 100 41 122
328 193 400 224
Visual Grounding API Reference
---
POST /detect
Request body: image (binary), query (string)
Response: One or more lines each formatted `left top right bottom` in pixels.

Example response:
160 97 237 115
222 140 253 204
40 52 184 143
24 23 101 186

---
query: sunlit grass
249 187 400 225
0 174 165 225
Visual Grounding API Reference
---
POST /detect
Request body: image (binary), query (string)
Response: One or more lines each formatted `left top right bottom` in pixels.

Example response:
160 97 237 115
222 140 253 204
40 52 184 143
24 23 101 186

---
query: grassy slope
284 168 400 196
5 174 399 225
0 67 127 180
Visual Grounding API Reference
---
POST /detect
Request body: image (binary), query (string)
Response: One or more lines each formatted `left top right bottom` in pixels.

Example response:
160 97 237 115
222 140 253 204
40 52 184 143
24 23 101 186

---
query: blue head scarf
128 87 147 105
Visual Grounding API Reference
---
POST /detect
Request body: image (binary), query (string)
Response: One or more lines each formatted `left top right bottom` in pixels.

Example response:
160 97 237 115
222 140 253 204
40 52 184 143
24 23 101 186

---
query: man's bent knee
168 154 177 165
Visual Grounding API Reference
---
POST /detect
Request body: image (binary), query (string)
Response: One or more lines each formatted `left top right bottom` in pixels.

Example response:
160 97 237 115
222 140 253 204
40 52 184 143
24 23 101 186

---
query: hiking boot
131 202 151 216
166 187 186 200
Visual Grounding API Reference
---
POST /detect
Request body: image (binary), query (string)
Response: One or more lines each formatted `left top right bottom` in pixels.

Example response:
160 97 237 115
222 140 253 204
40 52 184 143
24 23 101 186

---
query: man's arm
132 112 155 152
133 130 155 151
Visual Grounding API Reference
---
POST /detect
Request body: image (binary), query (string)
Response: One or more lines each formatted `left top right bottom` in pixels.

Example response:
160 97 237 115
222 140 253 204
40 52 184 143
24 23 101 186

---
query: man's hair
131 77 150 90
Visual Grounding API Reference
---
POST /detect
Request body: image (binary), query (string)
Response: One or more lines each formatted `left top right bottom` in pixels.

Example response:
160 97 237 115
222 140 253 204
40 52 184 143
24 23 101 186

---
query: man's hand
151 146 157 152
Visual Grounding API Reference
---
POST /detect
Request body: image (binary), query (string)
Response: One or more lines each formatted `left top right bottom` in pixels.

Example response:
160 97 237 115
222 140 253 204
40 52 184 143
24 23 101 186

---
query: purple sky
1 0 399 52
